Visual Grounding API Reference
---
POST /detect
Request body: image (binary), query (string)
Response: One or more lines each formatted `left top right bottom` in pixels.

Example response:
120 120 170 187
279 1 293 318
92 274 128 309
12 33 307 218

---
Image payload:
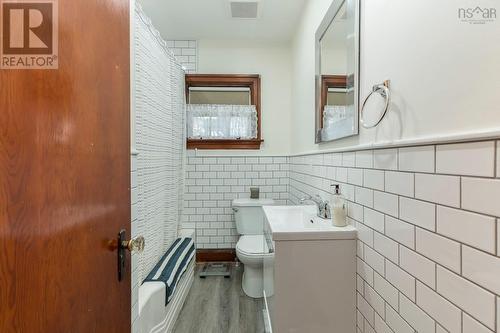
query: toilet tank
232 198 275 235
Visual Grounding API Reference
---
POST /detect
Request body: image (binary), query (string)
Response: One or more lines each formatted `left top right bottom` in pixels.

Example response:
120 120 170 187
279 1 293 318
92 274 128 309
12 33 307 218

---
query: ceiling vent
230 1 259 19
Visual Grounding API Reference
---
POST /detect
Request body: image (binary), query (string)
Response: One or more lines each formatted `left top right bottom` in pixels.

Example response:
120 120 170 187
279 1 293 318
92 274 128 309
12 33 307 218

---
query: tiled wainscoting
289 140 500 333
166 40 198 73
183 151 289 249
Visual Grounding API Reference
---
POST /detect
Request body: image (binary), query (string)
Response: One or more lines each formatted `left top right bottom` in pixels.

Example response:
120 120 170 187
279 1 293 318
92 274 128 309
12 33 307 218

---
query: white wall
321 45 347 74
197 39 293 156
291 0 500 154
290 0 337 153
321 19 348 74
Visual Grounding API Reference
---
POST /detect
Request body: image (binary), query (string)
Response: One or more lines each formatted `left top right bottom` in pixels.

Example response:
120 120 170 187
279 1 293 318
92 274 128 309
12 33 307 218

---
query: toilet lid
236 235 269 255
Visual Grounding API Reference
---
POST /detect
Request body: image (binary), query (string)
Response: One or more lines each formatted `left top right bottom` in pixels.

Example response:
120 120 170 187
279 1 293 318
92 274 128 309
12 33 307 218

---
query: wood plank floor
173 264 265 333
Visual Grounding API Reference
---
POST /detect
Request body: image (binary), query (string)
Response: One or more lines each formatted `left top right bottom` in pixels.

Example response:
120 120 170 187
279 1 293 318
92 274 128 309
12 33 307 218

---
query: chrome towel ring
360 80 391 129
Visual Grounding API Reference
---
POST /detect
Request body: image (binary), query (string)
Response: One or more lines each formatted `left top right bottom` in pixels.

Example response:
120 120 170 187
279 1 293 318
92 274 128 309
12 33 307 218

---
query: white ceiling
138 0 307 42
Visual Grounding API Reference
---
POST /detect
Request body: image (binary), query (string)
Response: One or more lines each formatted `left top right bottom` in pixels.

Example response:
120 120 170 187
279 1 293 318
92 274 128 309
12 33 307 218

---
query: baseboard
196 249 236 262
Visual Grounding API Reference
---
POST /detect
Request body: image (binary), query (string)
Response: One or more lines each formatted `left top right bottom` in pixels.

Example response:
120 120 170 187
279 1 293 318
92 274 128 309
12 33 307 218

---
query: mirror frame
315 0 360 143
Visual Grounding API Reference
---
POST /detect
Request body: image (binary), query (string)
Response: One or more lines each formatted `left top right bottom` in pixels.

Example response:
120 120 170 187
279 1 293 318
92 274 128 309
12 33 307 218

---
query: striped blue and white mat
143 237 195 305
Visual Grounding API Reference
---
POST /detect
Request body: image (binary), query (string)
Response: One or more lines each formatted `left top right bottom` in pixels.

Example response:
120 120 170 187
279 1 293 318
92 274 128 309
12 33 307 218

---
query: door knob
117 230 145 281
121 236 145 254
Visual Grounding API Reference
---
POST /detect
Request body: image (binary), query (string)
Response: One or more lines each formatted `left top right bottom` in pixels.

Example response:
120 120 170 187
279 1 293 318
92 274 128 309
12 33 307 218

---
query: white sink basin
263 205 357 241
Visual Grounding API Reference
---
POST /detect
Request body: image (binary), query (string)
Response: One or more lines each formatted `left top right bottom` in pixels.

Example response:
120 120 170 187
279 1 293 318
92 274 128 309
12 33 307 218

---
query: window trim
185 74 263 150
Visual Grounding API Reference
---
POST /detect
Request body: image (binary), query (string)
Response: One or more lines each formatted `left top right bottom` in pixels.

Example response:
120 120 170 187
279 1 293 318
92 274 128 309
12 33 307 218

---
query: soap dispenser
330 184 347 227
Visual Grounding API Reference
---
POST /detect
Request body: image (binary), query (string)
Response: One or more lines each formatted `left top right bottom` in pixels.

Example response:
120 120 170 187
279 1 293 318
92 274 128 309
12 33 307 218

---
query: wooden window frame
185 74 263 150
319 75 347 128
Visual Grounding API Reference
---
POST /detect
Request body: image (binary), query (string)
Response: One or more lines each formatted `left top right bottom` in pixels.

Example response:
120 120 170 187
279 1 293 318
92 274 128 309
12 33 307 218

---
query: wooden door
0 0 131 332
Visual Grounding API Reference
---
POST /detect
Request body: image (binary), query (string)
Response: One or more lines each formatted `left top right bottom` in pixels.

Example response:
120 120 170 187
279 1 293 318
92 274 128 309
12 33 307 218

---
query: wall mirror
315 0 359 143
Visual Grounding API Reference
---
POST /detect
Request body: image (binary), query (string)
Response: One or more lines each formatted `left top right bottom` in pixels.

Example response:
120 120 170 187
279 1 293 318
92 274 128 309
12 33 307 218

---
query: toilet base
235 234 274 299
241 264 264 298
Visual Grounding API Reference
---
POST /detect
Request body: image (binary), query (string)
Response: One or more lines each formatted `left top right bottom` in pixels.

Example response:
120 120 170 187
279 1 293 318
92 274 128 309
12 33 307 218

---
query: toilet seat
236 235 272 257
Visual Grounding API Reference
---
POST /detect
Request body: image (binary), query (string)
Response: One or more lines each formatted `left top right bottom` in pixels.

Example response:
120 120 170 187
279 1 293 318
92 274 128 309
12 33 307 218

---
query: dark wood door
0 0 131 332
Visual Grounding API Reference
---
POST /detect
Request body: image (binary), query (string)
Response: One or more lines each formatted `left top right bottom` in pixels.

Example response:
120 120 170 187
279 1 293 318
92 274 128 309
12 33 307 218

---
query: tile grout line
461 311 464 333
433 145 437 173
496 219 498 257
494 296 497 333
494 140 498 179
460 244 463 276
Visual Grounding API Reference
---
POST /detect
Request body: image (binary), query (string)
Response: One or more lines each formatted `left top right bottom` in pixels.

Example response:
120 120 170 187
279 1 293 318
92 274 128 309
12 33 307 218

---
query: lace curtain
323 105 349 130
321 104 356 141
187 104 258 139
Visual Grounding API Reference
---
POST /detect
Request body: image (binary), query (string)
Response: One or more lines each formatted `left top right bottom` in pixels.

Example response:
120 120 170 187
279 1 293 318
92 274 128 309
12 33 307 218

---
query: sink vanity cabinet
262 206 357 333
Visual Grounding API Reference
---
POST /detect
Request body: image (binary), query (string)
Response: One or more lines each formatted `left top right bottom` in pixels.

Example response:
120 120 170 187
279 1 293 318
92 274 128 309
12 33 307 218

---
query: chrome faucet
299 194 331 219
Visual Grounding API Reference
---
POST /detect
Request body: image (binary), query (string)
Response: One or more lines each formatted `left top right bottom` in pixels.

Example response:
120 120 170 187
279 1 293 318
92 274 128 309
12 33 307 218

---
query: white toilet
232 198 274 298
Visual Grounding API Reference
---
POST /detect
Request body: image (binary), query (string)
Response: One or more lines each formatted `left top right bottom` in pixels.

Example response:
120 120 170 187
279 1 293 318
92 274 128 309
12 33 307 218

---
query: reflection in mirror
315 0 359 143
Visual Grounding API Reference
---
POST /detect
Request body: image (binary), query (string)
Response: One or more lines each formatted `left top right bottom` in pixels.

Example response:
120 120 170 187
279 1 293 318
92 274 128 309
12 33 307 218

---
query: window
185 74 262 149
320 75 350 129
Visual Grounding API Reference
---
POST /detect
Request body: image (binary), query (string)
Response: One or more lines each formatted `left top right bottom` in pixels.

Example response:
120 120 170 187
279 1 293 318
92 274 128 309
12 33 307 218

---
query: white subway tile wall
416 281 461 333
399 294 435 333
288 140 500 333
166 40 197 73
365 283 385 317
358 292 375 326
463 313 493 333
462 177 500 217
374 148 398 170
436 141 495 177
385 171 414 197
399 197 436 231
398 145 435 173
386 260 415 301
375 313 394 333
437 324 448 333
462 246 500 295
385 304 415 333
415 228 461 273
437 266 496 330
385 216 415 249
437 206 496 253
183 151 289 248
414 173 460 207
400 246 436 289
